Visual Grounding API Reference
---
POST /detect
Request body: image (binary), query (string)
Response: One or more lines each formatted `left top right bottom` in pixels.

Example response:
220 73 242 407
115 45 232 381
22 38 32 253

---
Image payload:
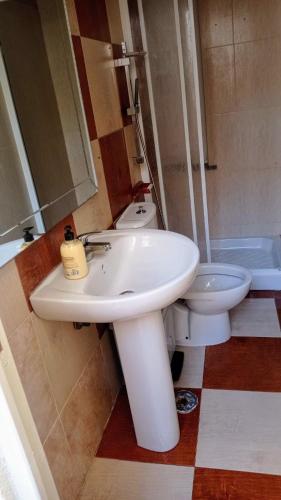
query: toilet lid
116 202 156 229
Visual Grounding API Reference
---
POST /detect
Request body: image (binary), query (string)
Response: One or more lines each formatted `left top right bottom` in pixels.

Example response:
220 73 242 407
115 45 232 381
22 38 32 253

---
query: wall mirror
0 0 97 266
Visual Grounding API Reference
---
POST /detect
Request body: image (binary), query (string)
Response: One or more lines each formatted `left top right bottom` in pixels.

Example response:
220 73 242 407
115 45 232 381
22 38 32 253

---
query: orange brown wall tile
0 1 144 498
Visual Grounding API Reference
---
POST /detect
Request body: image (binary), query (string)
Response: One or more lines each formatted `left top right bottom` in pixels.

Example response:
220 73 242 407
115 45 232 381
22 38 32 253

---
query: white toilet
175 263 252 346
117 202 252 347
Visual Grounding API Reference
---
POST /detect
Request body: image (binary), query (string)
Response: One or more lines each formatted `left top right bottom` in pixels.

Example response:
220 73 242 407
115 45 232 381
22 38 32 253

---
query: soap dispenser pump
60 225 88 280
21 226 35 250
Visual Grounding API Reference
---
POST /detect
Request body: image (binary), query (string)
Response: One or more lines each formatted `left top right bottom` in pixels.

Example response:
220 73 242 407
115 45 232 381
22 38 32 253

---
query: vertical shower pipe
119 0 150 184
188 0 211 261
137 0 169 230
173 0 198 244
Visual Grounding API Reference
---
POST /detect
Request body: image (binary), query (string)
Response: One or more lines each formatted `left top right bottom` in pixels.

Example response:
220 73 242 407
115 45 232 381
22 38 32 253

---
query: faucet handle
84 241 112 251
77 231 103 245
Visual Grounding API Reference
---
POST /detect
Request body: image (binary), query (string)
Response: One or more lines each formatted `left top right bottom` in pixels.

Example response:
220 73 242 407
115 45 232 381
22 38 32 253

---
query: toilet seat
183 263 252 300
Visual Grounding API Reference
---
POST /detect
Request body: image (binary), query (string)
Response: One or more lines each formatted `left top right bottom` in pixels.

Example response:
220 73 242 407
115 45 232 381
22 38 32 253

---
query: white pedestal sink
31 230 199 452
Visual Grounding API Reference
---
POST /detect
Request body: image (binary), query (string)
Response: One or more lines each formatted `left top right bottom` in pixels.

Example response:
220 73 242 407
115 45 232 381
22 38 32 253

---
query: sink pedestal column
113 310 180 452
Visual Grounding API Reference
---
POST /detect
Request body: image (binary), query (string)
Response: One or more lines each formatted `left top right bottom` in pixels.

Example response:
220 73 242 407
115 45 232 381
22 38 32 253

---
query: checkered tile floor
80 297 281 499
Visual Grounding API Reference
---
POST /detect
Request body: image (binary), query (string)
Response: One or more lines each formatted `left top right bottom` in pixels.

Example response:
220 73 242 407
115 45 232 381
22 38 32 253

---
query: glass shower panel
197 0 281 243
179 0 208 260
142 0 194 239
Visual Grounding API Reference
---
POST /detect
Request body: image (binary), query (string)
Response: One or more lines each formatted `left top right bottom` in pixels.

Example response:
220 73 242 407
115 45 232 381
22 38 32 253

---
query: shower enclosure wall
130 0 281 290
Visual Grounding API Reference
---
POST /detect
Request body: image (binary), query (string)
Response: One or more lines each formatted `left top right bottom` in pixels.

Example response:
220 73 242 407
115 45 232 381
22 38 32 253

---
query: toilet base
175 308 231 347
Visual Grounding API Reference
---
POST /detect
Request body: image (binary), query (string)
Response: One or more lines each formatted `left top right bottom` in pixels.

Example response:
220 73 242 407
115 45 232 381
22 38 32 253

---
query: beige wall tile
61 355 105 490
0 260 29 336
100 330 122 404
240 168 281 225
81 38 122 137
210 223 243 239
124 124 142 187
44 418 78 500
198 0 233 48
73 140 112 233
239 222 281 237
236 37 281 110
65 0 80 36
105 0 124 44
8 316 58 442
208 166 281 239
208 108 281 173
163 164 194 238
210 221 281 239
239 107 281 169
204 45 235 114
87 344 113 429
234 0 281 43
207 169 242 237
32 314 99 412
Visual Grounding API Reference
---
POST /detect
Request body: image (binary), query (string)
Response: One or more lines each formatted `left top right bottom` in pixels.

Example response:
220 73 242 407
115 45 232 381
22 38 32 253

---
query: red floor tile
203 337 281 392
97 388 201 466
246 290 276 299
247 290 281 299
192 468 281 500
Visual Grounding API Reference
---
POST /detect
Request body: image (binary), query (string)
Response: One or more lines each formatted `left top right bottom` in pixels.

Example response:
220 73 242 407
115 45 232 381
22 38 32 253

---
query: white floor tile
174 347 205 388
230 298 280 337
196 389 281 475
80 458 194 500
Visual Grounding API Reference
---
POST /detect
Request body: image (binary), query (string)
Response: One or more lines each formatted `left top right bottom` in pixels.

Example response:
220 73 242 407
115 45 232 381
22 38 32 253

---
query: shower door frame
135 0 211 260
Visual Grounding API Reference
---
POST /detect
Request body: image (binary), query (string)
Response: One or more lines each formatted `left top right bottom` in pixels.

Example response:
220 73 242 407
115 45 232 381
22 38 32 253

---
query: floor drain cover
175 390 198 414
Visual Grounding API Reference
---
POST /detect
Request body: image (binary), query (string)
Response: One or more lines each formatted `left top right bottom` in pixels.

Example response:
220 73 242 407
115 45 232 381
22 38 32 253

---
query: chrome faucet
77 232 111 261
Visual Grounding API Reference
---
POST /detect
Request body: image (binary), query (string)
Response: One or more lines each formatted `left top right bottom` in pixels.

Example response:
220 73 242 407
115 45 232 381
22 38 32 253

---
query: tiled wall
0 1 143 498
199 0 281 238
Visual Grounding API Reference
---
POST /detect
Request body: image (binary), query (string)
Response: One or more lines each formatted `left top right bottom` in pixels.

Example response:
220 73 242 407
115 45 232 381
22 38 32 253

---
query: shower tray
211 237 281 290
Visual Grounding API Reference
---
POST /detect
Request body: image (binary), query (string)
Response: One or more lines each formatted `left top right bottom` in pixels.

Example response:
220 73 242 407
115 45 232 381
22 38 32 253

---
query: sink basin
31 229 199 453
31 229 199 323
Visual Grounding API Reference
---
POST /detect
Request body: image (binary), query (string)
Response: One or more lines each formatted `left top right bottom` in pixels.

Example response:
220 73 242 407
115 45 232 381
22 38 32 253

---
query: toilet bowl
173 263 252 346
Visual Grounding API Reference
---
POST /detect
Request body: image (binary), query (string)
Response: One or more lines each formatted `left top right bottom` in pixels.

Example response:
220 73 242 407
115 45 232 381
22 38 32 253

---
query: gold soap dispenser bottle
60 225 88 280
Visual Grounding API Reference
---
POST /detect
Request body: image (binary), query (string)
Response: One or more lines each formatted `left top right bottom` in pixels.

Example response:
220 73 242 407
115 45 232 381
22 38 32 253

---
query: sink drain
119 290 135 295
175 390 198 414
